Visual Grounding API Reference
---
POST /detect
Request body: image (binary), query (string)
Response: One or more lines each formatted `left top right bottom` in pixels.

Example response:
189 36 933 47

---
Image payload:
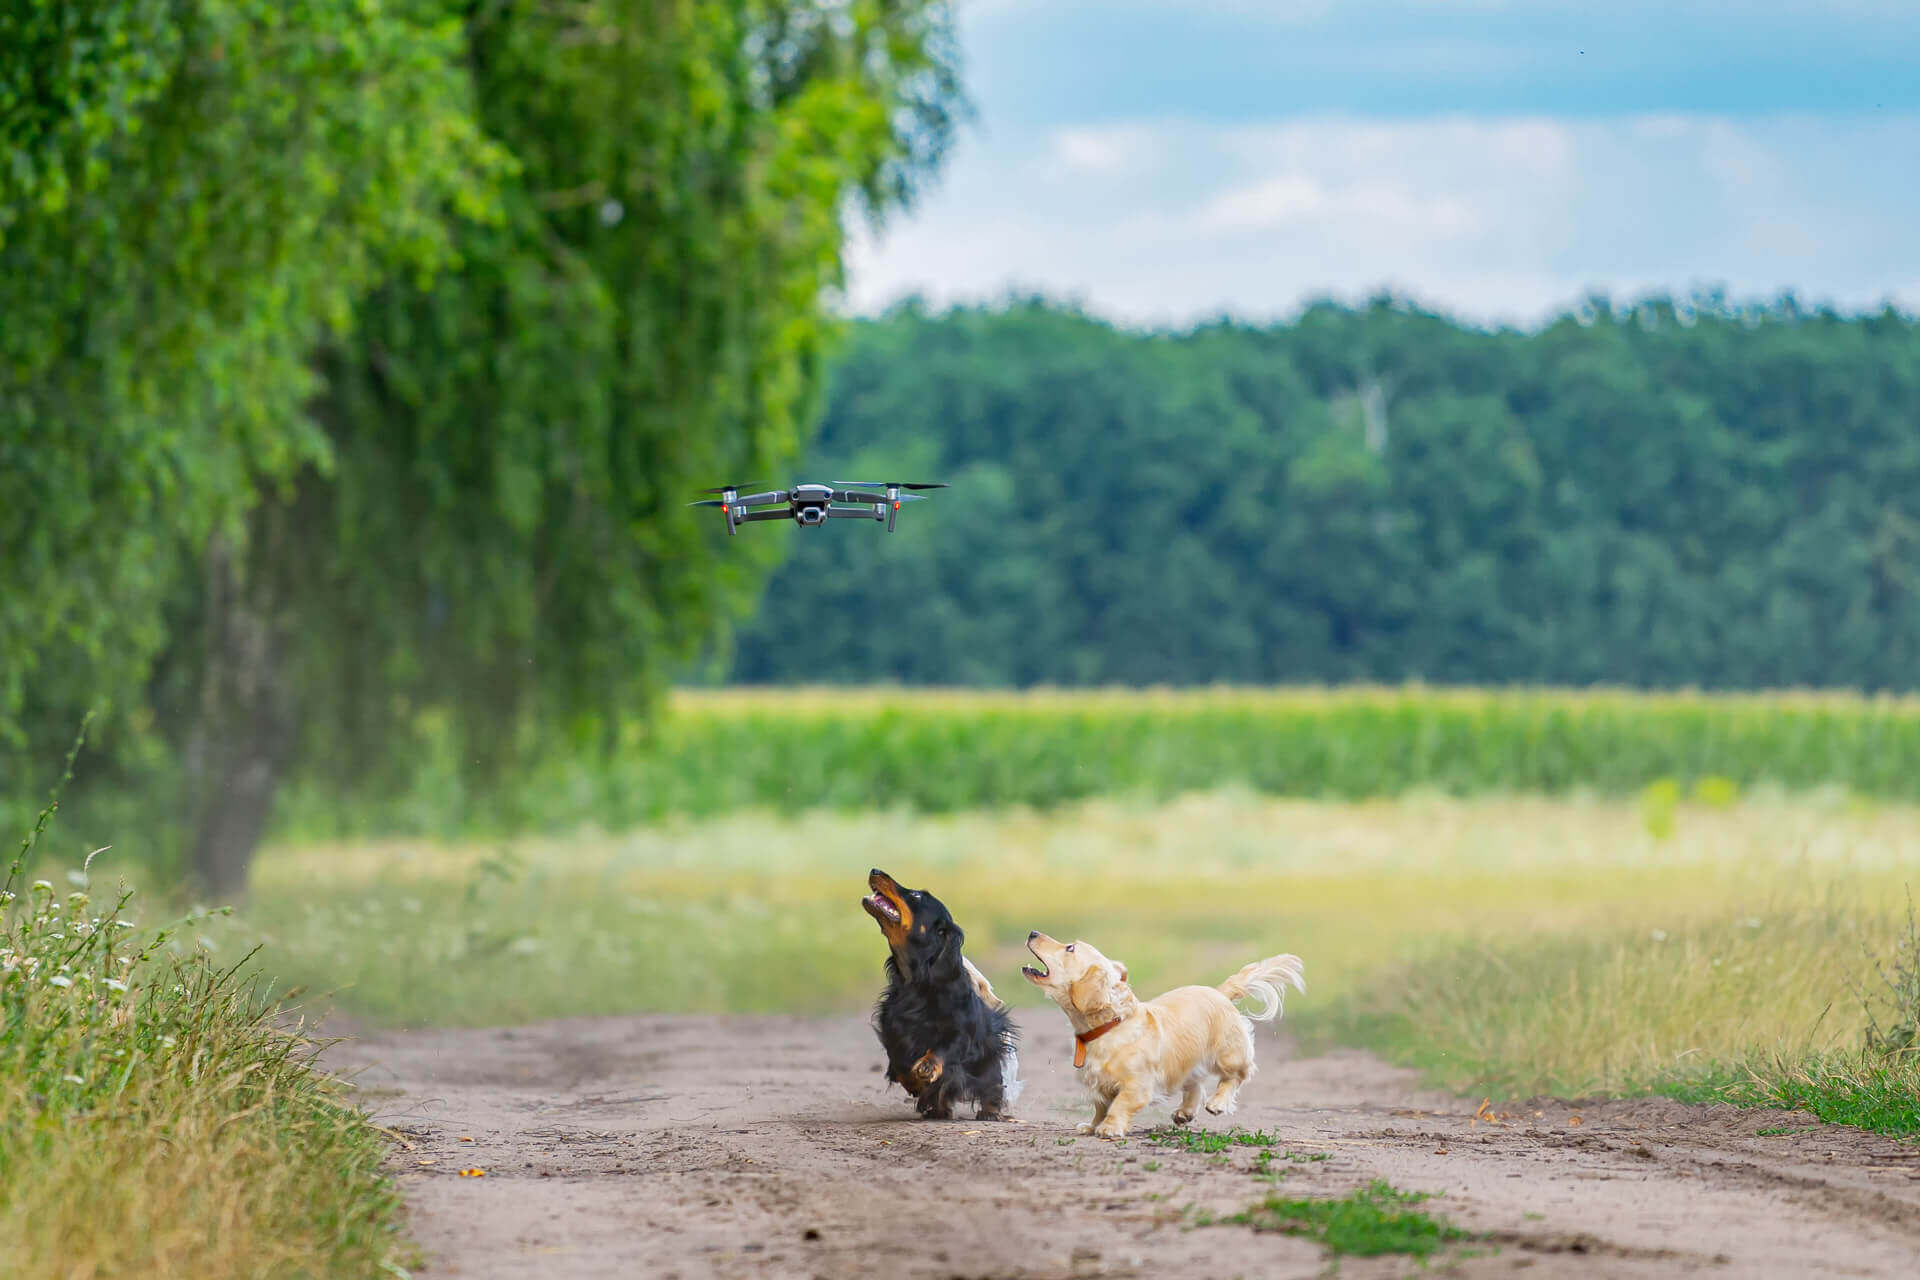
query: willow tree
172 1 965 892
1 1 501 832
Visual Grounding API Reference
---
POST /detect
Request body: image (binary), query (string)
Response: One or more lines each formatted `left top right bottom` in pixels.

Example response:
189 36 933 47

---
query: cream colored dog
1022 931 1304 1138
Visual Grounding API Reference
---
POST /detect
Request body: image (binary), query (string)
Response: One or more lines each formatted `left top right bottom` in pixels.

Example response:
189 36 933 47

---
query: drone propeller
698 483 765 494
688 499 727 507
829 480 948 491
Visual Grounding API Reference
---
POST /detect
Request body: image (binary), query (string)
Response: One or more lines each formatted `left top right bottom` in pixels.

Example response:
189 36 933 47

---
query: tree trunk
183 524 297 901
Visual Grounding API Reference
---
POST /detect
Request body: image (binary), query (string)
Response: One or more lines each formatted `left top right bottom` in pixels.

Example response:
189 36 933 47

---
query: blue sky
843 0 1920 327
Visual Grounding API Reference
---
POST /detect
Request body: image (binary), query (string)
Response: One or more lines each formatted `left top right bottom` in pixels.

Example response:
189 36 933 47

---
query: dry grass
230 791 1911 1062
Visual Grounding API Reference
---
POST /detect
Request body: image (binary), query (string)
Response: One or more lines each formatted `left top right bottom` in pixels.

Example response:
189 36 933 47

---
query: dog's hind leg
1172 1077 1206 1126
1205 1022 1257 1116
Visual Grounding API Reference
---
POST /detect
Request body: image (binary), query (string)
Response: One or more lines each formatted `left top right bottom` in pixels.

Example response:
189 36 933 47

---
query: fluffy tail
1217 953 1306 1023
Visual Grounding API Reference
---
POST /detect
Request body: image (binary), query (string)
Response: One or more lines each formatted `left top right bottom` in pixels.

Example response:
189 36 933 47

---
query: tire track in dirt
327 1014 1920 1279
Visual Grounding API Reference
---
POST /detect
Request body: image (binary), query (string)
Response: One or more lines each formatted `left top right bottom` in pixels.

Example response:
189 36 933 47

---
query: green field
272 685 1920 842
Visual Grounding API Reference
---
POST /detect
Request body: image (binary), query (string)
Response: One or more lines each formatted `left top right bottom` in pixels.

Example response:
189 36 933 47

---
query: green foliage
1222 1181 1476 1259
271 687 1920 838
292 0 963 799
2 3 964 872
1 0 503 816
729 295 1920 692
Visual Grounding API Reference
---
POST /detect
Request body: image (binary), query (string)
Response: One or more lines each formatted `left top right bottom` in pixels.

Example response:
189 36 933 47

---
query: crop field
273 684 1920 841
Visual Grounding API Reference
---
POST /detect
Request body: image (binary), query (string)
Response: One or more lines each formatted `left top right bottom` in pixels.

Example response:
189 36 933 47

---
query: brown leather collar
1073 1016 1126 1068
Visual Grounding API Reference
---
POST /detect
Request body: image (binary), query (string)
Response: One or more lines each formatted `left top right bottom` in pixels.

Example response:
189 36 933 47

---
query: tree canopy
2 1 964 887
729 294 1920 691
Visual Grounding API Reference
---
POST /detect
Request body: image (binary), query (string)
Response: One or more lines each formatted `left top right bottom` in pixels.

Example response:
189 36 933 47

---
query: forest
732 294 1920 691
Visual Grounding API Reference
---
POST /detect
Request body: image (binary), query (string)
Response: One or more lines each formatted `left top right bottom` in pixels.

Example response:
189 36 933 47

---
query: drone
690 480 947 535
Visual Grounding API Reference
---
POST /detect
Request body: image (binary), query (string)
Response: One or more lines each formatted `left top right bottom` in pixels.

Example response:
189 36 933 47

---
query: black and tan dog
862 869 1020 1120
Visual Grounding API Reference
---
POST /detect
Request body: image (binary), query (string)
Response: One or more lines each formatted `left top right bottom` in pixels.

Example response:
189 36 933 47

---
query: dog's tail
1217 953 1306 1022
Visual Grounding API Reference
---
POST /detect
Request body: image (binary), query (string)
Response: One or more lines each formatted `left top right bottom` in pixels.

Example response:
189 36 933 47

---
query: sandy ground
328 1013 1920 1279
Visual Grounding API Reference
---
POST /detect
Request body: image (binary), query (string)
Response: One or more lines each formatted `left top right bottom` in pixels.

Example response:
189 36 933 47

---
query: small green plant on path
1224 1180 1479 1259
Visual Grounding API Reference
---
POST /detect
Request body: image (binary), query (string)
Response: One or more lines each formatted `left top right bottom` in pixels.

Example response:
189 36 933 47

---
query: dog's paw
908 1050 944 1089
1076 1122 1096 1135
1171 1109 1194 1126
1093 1120 1129 1140
976 1106 1016 1122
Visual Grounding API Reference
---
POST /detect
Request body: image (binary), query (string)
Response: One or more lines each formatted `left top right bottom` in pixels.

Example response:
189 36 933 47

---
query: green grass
2 752 409 1279
264 685 1920 843
1222 1180 1478 1259
1333 895 1920 1139
1148 1126 1283 1153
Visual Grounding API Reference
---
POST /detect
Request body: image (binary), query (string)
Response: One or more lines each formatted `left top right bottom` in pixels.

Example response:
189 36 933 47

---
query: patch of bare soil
327 1015 1920 1279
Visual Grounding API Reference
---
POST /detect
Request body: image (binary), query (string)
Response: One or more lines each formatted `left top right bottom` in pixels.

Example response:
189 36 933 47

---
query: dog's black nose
1028 929 1039 940
870 868 884 878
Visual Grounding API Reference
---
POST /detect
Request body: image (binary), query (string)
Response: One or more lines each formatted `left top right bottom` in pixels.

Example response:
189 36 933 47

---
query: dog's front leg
1094 1082 1152 1139
1076 1092 1112 1136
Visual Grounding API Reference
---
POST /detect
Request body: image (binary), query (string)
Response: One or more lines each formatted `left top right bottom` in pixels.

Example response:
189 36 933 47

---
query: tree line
2 1 963 890
729 293 1920 691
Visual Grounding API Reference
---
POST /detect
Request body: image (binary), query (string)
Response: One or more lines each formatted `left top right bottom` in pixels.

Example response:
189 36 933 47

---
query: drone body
690 480 946 536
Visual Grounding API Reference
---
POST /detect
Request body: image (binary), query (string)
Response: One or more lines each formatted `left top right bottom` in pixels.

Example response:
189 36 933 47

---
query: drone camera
796 506 827 526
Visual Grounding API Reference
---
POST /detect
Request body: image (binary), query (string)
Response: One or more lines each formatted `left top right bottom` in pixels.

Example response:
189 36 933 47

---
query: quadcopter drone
690 480 947 535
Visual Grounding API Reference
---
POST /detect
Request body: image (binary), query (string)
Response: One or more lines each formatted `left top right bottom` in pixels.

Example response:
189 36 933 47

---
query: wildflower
32 880 52 892
63 1074 84 1085
49 975 72 988
105 978 129 993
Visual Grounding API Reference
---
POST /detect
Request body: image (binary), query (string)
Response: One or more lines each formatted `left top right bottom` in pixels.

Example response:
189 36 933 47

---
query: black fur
865 870 1016 1120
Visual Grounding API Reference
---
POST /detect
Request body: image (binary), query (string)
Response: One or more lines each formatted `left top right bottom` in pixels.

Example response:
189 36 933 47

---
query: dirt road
330 1014 1920 1279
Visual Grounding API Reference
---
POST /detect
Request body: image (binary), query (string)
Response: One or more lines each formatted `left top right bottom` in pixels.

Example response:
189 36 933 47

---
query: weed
1147 1126 1280 1153
1860 888 1920 1061
1 734 406 1278
1223 1180 1477 1258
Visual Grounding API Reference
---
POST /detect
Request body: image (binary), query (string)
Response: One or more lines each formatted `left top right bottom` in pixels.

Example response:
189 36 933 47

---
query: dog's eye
1065 944 1075 953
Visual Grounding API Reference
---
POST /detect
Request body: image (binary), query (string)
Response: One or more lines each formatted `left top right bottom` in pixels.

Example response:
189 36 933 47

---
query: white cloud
845 112 1920 328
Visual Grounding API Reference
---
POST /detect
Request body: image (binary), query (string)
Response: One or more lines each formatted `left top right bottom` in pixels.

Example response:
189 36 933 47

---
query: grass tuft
1 746 407 1279
1224 1180 1478 1258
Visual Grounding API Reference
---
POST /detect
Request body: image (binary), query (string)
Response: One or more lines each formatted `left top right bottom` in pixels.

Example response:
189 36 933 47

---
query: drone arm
827 505 884 520
740 508 790 523
734 489 787 507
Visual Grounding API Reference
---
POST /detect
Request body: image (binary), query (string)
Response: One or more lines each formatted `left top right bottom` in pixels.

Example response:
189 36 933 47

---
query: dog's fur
1023 931 1303 1138
863 869 1020 1120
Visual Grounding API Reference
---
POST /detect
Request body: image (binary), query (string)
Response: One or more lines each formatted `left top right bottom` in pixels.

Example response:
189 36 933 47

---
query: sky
842 0 1920 329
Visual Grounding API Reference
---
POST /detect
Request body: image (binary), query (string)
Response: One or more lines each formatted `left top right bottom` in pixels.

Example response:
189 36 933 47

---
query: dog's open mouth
1022 937 1050 981
863 870 911 940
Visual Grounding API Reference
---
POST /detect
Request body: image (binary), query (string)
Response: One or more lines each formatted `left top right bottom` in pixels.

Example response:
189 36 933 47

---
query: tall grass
272 686 1920 840
228 791 1912 1036
2 749 408 1278
1333 892 1920 1136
